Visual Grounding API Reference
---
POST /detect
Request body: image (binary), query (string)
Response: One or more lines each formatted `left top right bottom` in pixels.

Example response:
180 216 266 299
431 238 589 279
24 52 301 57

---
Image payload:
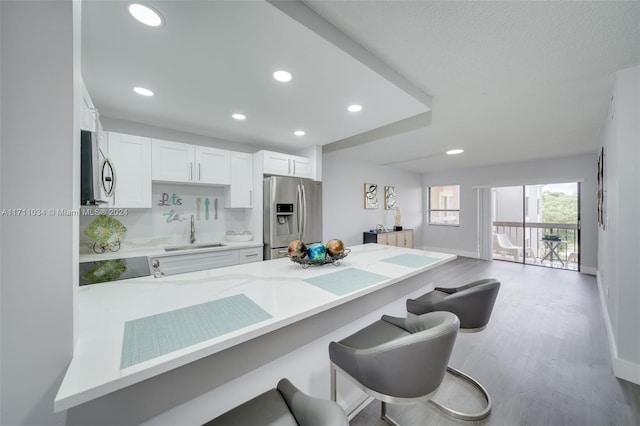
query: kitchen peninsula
56 244 456 423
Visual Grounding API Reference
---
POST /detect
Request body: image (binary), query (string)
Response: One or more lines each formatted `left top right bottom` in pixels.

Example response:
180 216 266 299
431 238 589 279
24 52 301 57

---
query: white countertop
56 244 456 411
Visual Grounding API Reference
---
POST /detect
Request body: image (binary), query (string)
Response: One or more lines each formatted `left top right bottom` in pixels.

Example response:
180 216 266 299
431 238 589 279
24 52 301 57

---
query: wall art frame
384 186 397 210
364 183 378 209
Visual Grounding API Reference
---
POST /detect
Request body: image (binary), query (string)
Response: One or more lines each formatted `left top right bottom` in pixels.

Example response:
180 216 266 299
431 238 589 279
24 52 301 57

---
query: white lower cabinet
151 250 240 276
107 132 152 208
238 247 263 264
150 246 262 276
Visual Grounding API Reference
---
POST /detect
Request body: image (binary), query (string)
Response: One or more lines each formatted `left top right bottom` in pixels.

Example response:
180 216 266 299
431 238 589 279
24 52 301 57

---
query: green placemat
304 268 389 296
121 294 271 369
381 254 440 268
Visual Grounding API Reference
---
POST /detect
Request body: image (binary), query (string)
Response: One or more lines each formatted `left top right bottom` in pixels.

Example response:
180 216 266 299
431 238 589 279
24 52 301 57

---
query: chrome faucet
190 215 196 244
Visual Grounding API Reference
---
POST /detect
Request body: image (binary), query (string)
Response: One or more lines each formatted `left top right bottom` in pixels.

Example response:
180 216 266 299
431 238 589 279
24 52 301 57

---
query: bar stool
406 278 500 421
204 378 348 426
329 311 460 425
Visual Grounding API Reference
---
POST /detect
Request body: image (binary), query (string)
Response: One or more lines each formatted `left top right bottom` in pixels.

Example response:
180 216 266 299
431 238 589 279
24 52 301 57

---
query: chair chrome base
428 365 492 421
331 363 436 425
381 401 400 426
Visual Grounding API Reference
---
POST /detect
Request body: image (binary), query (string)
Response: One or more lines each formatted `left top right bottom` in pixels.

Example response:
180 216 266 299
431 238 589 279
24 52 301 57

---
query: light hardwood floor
350 257 640 426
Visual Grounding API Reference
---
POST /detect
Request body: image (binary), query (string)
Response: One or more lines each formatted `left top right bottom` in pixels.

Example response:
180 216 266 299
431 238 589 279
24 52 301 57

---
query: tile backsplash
79 183 251 246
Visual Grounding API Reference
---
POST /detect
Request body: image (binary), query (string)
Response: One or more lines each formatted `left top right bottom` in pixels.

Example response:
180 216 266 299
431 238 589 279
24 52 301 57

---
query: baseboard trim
419 246 479 259
596 271 640 385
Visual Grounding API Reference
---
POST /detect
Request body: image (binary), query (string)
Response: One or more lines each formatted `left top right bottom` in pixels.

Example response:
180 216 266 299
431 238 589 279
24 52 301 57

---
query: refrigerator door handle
301 182 307 241
296 184 303 240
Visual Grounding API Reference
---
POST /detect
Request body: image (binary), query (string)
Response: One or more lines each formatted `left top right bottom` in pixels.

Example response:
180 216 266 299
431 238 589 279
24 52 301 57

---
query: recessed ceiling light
273 70 293 82
294 130 306 136
348 104 363 112
128 3 164 27
133 87 154 97
232 113 246 120
446 149 464 155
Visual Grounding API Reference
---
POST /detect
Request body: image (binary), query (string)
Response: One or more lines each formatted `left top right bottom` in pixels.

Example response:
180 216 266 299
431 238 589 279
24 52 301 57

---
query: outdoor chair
493 233 535 262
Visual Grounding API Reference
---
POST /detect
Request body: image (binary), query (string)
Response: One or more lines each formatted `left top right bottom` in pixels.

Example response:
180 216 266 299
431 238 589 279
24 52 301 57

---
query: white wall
1 1 78 424
423 153 598 272
322 151 424 247
598 65 640 384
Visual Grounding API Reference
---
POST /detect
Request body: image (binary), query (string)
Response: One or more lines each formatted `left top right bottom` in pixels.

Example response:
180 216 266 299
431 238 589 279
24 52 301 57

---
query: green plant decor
85 214 126 252
83 259 127 284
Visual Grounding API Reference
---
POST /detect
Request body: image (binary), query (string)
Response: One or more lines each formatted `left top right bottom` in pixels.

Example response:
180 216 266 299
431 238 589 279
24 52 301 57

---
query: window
428 185 460 225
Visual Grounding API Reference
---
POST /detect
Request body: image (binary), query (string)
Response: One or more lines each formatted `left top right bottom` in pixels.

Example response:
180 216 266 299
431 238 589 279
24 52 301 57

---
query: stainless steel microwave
80 130 116 205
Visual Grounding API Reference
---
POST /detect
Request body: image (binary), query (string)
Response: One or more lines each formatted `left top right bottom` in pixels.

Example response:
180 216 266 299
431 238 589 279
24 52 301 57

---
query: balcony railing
493 221 579 270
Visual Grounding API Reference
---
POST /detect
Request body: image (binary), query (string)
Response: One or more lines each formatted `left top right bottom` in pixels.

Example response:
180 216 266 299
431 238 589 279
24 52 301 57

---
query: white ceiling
82 0 640 174
81 0 429 150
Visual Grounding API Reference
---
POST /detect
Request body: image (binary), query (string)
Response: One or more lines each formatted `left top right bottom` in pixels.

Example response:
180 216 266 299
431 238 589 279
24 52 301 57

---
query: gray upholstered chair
406 278 501 421
329 311 460 425
204 378 348 426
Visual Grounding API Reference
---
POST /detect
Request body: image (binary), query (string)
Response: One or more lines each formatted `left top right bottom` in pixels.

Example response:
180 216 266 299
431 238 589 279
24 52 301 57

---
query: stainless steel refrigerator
264 176 322 260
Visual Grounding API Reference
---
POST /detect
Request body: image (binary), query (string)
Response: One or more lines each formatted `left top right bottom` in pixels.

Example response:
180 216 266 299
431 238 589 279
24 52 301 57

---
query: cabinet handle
249 190 252 205
293 160 296 176
189 162 193 181
198 163 201 181
288 159 291 175
245 253 258 258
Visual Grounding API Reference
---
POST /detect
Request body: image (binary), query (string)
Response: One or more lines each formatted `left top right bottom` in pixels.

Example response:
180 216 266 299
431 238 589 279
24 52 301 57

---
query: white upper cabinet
81 80 99 132
195 146 231 185
152 139 195 183
262 150 313 179
107 132 152 208
225 152 253 208
152 139 230 185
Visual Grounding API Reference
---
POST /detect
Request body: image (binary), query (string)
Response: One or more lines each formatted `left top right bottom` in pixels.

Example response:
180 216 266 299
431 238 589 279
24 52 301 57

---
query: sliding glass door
492 186 528 264
492 182 580 271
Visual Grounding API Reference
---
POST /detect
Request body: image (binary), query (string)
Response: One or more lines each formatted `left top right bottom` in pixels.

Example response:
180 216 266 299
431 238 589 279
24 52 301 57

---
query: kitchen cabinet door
291 156 313 179
237 247 262 264
195 146 230 185
262 150 313 179
263 151 292 176
107 132 152 208
152 139 195 183
226 152 253 208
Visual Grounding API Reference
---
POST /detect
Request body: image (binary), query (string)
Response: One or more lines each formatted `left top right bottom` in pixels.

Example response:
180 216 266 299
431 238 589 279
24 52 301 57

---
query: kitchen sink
164 243 225 252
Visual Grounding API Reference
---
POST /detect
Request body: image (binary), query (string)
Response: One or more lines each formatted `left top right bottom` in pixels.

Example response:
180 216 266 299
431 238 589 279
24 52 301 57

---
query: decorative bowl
288 248 351 269
225 231 253 242
85 214 126 253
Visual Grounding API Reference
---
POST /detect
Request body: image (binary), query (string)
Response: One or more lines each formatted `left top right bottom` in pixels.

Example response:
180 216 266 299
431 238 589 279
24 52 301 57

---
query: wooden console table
363 229 414 248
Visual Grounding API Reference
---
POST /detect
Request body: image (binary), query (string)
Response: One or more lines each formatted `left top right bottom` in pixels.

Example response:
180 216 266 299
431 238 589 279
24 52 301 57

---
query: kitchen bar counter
55 244 455 412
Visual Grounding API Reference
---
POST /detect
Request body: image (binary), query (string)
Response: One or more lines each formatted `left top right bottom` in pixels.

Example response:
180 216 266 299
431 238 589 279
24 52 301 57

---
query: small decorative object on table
287 238 350 268
85 214 126 254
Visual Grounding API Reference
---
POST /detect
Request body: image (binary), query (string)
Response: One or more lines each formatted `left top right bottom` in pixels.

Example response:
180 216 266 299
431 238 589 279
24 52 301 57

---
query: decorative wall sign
384 186 397 210
364 183 378 209
158 192 183 206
